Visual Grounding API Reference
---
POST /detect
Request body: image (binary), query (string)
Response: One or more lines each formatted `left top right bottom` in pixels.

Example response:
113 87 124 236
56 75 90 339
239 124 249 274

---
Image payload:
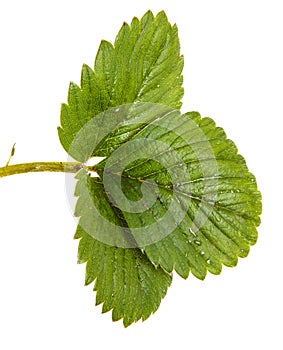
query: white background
0 0 282 349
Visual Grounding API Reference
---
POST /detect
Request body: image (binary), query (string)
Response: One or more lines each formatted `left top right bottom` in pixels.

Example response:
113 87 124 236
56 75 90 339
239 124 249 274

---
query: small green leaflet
58 10 262 326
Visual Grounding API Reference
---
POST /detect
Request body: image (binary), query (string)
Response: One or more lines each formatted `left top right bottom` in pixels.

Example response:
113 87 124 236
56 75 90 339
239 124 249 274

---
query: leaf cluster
58 10 262 326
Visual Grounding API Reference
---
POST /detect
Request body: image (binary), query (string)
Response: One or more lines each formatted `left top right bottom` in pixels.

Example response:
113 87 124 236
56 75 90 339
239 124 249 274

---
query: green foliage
58 10 262 326
58 10 183 160
75 222 171 328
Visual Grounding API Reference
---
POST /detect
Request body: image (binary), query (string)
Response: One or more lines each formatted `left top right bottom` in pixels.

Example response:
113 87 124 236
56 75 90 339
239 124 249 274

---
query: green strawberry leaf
74 173 172 327
76 108 261 281
58 10 183 160
58 9 262 327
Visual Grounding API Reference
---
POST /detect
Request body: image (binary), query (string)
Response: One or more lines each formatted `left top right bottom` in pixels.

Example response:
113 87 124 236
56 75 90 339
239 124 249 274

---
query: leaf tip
156 10 168 20
122 21 128 28
143 9 154 19
99 39 114 50
85 276 94 286
69 81 77 89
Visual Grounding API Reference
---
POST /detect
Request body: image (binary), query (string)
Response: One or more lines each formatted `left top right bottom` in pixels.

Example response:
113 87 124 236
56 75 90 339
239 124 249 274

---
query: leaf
78 109 261 281
74 172 172 327
58 10 183 160
58 9 262 326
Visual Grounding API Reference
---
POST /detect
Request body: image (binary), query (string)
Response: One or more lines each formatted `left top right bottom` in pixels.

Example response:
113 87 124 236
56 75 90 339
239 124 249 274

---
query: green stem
0 161 84 178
